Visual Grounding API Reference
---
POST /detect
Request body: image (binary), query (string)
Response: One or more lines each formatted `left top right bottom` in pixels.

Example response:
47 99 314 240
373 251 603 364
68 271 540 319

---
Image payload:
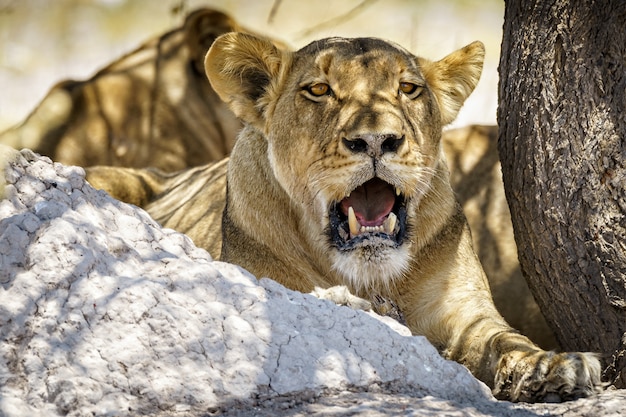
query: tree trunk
497 0 626 388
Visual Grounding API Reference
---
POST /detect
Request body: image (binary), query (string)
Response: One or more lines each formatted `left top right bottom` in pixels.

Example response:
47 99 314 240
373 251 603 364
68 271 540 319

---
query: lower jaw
330 241 411 292
333 233 400 252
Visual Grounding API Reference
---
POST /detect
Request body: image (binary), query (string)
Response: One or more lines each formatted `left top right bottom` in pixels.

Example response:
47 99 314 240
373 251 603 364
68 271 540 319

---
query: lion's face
265 38 449 289
206 33 484 291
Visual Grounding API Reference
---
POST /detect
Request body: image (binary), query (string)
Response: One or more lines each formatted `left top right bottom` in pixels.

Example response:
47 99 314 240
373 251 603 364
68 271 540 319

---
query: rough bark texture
498 0 626 388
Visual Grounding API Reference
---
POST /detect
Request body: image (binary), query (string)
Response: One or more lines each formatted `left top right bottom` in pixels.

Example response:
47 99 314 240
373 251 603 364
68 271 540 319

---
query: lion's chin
331 244 411 292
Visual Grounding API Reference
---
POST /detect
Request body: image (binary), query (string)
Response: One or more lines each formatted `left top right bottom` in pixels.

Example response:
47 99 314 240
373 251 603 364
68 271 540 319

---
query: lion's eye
307 83 331 97
399 82 421 97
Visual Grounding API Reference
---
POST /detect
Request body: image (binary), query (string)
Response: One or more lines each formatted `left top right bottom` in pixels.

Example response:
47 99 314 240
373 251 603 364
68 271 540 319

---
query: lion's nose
342 133 405 158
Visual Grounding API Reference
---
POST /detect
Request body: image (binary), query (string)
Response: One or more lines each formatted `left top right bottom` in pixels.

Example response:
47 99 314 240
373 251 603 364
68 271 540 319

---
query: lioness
86 33 604 402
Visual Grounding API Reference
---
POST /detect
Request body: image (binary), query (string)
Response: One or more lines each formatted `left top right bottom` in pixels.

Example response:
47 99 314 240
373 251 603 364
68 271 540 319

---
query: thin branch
268 0 283 24
295 0 378 39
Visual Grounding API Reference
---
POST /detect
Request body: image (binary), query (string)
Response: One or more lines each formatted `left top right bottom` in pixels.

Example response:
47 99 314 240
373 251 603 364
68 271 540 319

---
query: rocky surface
1 148 624 416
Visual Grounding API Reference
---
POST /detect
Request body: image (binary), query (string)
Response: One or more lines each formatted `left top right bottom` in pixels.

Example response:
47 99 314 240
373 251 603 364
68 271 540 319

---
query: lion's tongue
340 178 395 227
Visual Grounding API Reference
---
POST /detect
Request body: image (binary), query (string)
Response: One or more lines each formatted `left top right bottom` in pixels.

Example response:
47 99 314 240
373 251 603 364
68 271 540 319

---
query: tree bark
498 0 626 388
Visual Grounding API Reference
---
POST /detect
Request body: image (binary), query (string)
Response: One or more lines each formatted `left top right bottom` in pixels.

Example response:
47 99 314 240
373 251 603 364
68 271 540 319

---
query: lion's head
206 33 484 292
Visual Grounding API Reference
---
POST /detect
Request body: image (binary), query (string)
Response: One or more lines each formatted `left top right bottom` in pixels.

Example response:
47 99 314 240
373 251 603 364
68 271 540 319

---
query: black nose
342 134 405 157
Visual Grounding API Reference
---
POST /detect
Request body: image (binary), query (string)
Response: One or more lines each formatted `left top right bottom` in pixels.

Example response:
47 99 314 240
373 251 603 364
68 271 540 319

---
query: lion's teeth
396 187 401 196
360 225 384 233
384 212 397 234
348 206 360 237
348 207 397 238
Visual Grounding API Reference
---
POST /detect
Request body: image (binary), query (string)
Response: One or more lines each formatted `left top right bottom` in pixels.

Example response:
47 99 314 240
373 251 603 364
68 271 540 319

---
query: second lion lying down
87 33 603 402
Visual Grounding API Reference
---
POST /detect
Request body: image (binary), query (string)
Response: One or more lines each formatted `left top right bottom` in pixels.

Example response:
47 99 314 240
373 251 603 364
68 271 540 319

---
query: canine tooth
385 212 397 234
396 187 401 196
348 206 360 237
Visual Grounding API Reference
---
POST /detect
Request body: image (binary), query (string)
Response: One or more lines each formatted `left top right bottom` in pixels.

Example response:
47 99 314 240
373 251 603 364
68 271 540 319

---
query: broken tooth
385 212 397 234
348 206 360 237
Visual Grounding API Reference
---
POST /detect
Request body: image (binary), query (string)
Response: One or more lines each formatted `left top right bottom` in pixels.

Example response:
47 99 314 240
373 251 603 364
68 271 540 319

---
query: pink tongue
340 178 395 227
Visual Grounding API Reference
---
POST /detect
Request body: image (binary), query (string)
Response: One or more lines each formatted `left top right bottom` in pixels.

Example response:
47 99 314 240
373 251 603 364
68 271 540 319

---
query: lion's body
86 33 603 401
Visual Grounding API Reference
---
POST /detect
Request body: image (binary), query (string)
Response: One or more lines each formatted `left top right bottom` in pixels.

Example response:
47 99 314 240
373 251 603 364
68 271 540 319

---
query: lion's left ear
419 41 485 125
205 32 287 128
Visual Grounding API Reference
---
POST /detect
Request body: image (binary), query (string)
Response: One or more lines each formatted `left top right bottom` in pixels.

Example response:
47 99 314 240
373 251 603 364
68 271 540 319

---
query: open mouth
329 177 408 250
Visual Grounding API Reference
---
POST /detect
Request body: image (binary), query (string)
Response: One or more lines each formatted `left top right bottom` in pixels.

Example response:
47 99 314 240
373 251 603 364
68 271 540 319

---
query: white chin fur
331 245 411 293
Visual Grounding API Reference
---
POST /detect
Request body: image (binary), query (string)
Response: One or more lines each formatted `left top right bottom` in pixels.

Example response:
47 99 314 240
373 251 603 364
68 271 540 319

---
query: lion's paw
370 294 406 325
310 286 372 311
494 350 605 402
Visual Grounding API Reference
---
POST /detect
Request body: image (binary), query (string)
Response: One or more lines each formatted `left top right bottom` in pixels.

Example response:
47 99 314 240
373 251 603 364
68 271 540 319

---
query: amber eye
307 83 331 97
399 81 420 96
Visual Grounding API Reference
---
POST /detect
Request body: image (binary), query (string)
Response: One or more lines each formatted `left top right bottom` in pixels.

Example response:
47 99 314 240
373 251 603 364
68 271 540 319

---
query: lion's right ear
205 32 286 128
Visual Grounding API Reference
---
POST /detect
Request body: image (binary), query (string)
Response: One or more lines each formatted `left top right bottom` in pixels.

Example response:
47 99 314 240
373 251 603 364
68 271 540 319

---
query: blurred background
0 0 503 132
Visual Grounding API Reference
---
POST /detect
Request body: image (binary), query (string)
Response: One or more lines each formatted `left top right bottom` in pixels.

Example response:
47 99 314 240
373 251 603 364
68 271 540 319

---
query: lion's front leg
86 166 169 208
437 290 605 402
449 300 606 402
404 226 605 403
439 306 605 402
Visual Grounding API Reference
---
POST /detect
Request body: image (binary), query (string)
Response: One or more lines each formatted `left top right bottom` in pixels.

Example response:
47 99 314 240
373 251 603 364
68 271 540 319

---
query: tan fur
86 33 604 401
